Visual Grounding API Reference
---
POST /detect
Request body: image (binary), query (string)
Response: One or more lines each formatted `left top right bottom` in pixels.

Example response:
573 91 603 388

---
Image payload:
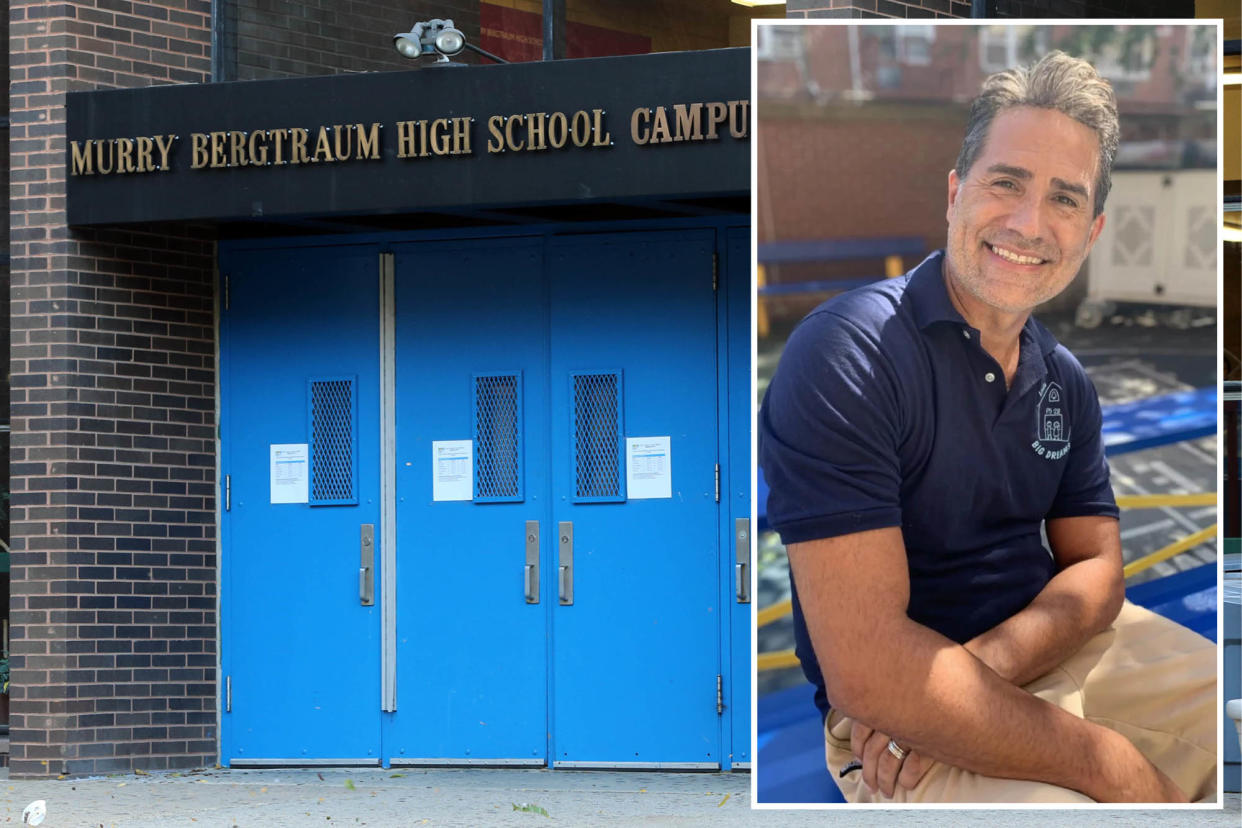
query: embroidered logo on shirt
1032 381 1071 460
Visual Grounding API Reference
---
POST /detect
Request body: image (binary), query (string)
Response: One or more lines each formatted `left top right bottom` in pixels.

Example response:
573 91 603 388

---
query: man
758 51 1216 803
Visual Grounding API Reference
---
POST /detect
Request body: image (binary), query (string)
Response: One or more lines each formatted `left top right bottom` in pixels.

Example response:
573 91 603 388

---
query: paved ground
0 767 1237 827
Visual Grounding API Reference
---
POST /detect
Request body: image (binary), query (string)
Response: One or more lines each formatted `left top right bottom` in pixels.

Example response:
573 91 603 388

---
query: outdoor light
436 28 465 56
393 32 422 59
392 18 507 64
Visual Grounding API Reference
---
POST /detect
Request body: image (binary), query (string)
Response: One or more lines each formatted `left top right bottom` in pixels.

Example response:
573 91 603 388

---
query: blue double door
222 227 743 768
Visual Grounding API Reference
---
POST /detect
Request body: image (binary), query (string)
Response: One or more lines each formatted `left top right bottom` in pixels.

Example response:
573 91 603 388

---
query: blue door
387 237 550 764
547 231 721 767
387 230 723 767
221 227 735 768
221 244 383 764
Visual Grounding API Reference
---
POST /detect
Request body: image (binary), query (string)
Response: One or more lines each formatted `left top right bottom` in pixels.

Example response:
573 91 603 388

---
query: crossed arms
788 514 1188 802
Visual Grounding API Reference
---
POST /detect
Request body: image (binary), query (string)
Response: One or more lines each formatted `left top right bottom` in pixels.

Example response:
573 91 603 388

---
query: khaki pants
823 601 1218 803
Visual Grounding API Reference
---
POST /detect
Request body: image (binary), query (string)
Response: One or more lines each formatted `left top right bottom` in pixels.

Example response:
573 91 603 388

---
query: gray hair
955 51 1119 217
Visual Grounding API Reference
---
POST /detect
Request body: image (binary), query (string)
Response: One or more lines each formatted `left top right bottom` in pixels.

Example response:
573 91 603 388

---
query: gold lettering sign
209 131 228 168
71 134 178 176
547 112 568 149
248 130 268 166
289 128 310 165
630 100 748 146
484 109 611 154
135 136 154 172
357 123 382 159
68 104 748 177
188 123 385 169
397 118 471 158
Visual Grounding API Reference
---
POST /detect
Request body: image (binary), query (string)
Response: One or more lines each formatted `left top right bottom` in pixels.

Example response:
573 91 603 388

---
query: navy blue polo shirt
758 251 1118 720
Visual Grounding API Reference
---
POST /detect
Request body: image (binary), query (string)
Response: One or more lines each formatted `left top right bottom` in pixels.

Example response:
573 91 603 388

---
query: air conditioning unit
1077 170 1217 327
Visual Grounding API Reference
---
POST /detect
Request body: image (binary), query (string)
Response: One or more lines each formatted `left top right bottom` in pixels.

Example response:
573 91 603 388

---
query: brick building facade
4 0 762 780
785 0 1194 18
7 0 216 778
223 0 481 80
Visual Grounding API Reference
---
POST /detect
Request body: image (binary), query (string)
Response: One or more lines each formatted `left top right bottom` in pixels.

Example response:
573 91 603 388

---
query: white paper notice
270 443 309 504
626 436 672 499
432 440 473 501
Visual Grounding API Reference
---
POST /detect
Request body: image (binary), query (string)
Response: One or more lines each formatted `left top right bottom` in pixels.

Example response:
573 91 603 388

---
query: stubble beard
945 227 1077 316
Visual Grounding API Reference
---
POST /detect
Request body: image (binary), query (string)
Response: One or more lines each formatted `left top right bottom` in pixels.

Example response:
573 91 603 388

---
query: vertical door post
380 252 398 712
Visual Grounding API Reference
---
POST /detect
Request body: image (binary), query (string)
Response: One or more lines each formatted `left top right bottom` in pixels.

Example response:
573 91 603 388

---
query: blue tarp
1101 387 1217 457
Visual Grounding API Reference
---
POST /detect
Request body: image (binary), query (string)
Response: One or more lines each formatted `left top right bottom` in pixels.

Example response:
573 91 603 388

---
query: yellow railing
1114 493 1215 509
757 598 792 630
757 493 1217 671
1122 524 1216 578
757 265 770 340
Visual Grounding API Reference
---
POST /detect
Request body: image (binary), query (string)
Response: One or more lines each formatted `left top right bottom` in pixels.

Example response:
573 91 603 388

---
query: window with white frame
979 26 1048 73
1089 28 1157 82
897 26 935 67
757 25 802 61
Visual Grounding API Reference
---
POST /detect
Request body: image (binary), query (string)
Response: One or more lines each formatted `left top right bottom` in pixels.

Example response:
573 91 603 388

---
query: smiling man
759 52 1216 803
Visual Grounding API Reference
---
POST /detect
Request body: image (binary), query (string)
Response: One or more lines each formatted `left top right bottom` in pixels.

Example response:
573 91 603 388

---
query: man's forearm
963 555 1124 686
826 613 1179 802
789 526 1173 801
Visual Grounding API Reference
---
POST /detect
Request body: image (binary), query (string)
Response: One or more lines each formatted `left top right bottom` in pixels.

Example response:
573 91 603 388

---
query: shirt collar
906 249 1060 358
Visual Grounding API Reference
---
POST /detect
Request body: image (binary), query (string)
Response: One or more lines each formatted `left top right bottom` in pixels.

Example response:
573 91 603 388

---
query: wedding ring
886 739 908 762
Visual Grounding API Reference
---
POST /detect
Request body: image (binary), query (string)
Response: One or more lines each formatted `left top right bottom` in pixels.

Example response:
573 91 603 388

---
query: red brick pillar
8 1 217 777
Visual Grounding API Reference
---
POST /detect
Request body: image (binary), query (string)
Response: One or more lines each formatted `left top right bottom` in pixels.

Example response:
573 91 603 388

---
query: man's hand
850 720 930 798
845 715 1187 803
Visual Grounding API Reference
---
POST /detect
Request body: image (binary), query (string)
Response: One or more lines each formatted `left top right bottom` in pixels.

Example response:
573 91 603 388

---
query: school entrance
62 45 751 773
219 223 751 768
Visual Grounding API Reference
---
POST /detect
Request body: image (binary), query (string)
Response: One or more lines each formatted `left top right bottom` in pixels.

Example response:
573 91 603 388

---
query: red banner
480 4 652 64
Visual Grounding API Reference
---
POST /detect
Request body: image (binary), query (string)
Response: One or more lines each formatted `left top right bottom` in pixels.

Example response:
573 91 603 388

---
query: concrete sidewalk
0 767 1237 827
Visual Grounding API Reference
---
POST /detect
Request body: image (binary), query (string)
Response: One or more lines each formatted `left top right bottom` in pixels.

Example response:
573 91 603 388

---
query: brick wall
3 0 13 560
757 109 965 320
230 0 482 80
785 0 1193 17
990 0 1195 16
760 25 1213 112
8 1 217 778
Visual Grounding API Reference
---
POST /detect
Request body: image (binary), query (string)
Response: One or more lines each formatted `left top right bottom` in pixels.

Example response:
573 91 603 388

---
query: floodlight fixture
392 18 508 64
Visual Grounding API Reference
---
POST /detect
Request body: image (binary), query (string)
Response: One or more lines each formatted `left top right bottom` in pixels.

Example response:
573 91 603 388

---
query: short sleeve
1046 358 1119 520
759 310 905 544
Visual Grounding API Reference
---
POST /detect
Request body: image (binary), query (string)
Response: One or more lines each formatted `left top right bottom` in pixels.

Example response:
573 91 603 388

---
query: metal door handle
525 520 540 604
558 521 573 605
735 518 750 604
360 524 375 606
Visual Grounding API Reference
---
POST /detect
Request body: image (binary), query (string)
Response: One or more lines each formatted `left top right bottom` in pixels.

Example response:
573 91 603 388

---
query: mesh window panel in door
571 371 624 503
474 372 523 502
309 377 359 505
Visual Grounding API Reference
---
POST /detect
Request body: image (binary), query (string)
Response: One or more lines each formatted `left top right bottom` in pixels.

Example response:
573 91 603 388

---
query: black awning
66 48 749 227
